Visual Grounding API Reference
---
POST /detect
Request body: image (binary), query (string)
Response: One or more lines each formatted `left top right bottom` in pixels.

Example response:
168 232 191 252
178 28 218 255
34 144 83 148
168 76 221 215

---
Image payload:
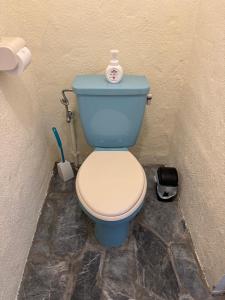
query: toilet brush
52 127 74 182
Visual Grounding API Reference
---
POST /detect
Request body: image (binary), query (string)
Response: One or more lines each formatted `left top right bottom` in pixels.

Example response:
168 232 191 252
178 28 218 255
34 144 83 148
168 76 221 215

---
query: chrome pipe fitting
61 89 74 123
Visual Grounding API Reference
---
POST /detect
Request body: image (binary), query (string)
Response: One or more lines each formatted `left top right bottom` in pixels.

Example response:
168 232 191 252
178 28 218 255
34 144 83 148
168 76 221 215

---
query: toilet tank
72 75 150 148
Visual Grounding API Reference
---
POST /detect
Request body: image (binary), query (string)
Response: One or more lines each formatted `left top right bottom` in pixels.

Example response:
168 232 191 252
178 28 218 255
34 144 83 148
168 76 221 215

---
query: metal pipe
69 113 80 169
60 89 74 123
60 89 80 168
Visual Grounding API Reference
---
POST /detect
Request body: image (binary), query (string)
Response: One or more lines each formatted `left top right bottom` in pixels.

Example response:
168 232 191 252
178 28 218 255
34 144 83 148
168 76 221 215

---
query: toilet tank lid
72 75 150 96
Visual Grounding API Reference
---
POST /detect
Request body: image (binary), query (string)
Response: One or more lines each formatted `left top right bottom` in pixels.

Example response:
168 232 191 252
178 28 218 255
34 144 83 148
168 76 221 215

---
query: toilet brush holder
52 127 74 182
57 160 74 182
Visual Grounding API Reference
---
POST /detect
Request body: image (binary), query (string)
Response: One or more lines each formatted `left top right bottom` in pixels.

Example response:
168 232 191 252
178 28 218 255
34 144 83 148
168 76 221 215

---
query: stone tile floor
18 166 213 300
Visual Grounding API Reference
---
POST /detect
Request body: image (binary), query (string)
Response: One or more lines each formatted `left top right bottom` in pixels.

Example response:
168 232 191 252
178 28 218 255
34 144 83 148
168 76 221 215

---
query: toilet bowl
76 150 147 246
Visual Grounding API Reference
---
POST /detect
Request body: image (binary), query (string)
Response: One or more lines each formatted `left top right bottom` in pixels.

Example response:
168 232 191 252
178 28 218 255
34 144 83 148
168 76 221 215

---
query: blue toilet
73 75 150 247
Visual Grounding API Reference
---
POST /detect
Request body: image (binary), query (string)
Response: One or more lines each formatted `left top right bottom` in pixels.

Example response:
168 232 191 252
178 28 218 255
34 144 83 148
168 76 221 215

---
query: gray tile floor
18 166 212 300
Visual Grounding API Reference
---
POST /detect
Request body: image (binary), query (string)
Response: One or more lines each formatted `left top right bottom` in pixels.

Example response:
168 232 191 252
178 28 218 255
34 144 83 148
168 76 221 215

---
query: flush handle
146 93 152 105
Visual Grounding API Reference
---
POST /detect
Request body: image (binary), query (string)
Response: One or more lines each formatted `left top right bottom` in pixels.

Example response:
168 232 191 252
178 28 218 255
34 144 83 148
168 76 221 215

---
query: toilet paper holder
0 37 31 75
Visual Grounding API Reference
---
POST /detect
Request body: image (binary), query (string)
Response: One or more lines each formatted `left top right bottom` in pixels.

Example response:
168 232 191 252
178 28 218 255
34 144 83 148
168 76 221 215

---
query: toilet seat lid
76 151 146 219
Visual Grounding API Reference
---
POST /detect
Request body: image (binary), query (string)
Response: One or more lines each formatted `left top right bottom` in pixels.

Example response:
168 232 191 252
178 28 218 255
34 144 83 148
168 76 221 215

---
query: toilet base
79 202 143 247
95 219 130 247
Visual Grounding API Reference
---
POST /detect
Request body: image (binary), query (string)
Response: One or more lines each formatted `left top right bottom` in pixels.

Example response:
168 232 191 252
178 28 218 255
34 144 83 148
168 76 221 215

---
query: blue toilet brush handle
52 127 65 162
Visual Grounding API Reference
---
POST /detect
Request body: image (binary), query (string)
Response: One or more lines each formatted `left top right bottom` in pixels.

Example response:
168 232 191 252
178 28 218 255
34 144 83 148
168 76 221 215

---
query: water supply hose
60 89 80 169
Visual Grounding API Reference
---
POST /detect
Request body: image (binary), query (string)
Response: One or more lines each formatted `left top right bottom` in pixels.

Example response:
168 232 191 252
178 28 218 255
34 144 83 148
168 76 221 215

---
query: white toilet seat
76 151 147 221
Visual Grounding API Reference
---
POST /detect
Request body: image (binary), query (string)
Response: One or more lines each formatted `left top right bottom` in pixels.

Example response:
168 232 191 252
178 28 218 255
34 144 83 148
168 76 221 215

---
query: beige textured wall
7 0 198 164
0 6 54 300
170 1 225 287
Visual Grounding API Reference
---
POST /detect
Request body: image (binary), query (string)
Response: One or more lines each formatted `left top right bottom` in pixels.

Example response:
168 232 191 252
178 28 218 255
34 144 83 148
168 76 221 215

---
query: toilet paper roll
7 46 31 75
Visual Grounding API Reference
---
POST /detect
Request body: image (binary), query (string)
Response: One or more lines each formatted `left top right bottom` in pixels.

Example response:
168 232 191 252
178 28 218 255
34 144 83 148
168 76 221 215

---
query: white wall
0 6 54 300
170 0 225 287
